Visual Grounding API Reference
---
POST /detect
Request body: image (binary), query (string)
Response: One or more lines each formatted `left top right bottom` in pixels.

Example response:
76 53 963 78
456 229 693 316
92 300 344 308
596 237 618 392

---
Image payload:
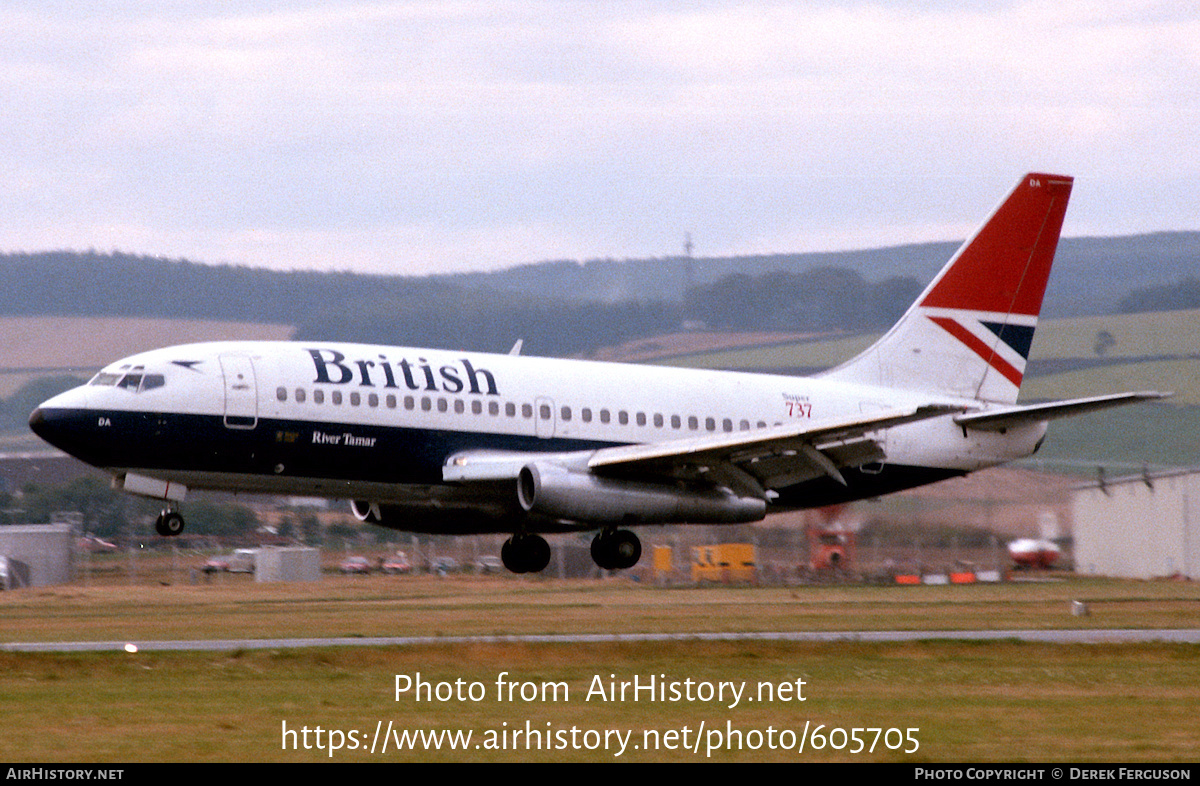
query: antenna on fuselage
508 339 524 356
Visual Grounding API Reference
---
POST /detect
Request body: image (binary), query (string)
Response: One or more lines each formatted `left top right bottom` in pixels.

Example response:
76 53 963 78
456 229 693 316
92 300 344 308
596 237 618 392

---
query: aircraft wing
953 391 1171 432
445 404 956 499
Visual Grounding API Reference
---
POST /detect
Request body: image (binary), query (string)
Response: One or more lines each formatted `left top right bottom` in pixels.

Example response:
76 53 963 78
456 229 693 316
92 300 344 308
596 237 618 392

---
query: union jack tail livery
825 173 1073 404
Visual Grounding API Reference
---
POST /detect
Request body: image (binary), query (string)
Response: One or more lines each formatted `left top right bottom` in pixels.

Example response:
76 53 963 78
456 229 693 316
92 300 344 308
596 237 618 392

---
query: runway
5 628 1200 652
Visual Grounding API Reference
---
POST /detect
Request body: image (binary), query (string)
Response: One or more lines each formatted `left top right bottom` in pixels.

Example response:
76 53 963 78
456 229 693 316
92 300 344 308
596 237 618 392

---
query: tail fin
823 173 1073 404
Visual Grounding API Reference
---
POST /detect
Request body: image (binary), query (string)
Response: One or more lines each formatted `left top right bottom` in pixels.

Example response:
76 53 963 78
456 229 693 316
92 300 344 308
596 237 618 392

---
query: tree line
1117 277 1200 313
0 251 921 357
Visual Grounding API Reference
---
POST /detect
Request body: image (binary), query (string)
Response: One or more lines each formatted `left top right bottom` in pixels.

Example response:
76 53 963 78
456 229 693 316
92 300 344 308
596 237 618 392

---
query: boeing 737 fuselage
29 174 1167 573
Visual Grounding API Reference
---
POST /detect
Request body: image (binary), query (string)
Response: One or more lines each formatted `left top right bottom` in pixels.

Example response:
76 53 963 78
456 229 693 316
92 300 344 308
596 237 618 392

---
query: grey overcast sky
3 1 1197 275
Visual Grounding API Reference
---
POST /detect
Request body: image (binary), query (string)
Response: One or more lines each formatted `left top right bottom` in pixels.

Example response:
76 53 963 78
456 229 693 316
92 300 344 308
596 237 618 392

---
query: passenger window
405 396 415 410
331 391 343 405
671 415 681 429
489 401 499 416
369 393 379 407
653 413 663 428
560 406 571 421
688 416 699 430
581 408 592 423
472 400 482 415
314 390 325 404
421 397 432 411
296 388 307 403
386 394 396 408
350 392 361 406
437 398 448 413
522 403 533 419
636 412 646 427
600 409 611 424
739 420 749 431
506 402 517 417
454 399 465 414
705 417 716 431
618 411 629 425
277 387 287 402
723 418 733 432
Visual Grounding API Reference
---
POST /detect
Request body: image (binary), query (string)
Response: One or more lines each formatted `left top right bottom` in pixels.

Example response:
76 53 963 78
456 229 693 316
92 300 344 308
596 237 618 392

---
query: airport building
1073 468 1200 580
0 523 74 588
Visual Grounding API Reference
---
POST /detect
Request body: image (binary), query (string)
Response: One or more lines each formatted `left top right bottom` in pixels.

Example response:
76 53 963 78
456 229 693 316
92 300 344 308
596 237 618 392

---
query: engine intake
350 500 382 523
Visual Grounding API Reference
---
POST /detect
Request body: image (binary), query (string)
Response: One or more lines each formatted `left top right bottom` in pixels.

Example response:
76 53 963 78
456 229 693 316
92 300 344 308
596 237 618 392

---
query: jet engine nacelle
351 499 382 524
517 462 766 525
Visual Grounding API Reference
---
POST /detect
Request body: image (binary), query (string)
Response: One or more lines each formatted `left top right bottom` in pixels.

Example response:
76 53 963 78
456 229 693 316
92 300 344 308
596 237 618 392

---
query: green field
657 308 1200 396
2 575 1199 762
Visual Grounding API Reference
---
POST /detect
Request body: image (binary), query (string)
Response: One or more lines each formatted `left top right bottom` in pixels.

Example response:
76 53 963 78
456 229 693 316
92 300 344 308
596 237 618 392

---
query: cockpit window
90 366 166 393
118 374 143 390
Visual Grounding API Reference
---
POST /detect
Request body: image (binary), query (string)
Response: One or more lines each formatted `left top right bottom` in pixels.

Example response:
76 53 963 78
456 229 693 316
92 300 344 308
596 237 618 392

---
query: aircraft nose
28 406 47 437
27 387 91 452
28 404 71 449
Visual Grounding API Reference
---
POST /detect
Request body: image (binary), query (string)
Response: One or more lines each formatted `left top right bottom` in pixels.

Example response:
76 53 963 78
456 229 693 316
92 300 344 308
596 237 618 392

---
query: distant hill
439 232 1200 318
1 232 1196 358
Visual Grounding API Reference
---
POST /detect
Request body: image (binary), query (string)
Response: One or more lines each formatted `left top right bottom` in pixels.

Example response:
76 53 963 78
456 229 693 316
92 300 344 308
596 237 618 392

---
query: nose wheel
155 509 185 537
501 533 551 574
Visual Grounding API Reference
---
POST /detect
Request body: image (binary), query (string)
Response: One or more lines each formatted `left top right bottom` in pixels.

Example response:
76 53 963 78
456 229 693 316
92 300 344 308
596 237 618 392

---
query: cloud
2 1 1198 274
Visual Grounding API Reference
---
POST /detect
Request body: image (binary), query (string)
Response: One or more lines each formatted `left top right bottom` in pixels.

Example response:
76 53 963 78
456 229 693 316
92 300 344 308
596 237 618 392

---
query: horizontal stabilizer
953 391 1172 432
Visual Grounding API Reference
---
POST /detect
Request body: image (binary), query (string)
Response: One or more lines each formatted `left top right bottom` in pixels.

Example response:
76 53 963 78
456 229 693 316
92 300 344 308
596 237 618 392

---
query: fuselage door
220 355 258 429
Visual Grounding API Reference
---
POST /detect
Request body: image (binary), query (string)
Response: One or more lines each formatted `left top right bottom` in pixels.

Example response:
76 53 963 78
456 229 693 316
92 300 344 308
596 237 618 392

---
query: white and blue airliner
29 174 1165 573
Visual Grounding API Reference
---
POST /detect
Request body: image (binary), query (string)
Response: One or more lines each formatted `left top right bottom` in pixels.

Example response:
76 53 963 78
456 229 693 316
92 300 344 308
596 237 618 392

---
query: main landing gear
500 528 643 574
501 528 643 574
501 533 551 574
591 528 641 571
155 507 185 537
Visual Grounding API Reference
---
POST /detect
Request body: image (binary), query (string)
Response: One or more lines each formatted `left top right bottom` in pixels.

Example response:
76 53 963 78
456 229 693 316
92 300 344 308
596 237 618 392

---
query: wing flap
589 404 955 493
443 405 955 495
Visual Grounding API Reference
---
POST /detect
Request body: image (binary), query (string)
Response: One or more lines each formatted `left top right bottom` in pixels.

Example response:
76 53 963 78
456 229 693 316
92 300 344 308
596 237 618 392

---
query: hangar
1073 468 1200 580
0 523 74 588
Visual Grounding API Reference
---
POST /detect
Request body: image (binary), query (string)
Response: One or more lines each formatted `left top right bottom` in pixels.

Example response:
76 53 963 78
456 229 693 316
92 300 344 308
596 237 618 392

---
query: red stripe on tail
928 316 1024 387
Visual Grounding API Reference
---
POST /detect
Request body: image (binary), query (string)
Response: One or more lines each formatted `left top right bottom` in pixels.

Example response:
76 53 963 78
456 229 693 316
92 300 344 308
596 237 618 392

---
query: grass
1026 309 1200 361
1026 404 1200 473
5 571 1200 642
1023 360 1200 405
1 574 1198 762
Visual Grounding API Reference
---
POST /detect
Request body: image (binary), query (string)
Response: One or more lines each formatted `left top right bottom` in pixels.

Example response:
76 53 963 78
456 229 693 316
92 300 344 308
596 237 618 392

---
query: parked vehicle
474 556 504 574
340 556 372 574
203 548 257 574
430 557 459 574
381 551 412 574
